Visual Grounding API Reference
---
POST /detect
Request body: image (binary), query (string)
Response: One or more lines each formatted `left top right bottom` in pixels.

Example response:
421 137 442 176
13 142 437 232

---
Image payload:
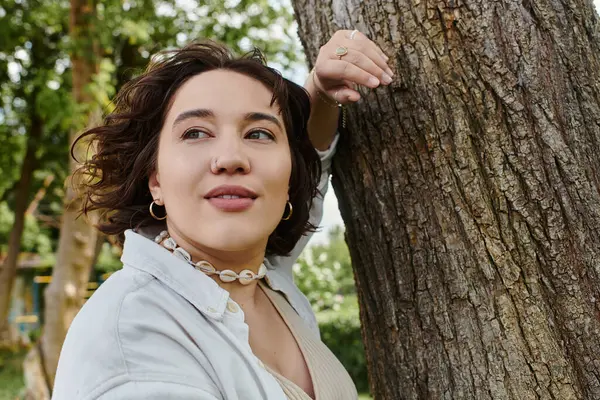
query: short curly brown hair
74 40 321 256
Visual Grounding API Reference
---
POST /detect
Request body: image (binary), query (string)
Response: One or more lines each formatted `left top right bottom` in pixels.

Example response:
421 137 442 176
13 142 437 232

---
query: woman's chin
193 229 269 254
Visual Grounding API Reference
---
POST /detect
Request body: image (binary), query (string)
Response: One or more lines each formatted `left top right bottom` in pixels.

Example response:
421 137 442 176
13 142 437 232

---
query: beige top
261 283 358 400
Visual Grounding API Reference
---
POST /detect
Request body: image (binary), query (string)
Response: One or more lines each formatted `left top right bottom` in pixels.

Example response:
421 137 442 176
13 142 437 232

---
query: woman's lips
207 196 255 211
204 185 258 211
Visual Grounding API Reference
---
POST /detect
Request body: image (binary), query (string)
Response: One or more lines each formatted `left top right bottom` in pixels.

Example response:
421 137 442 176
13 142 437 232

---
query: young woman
52 30 393 399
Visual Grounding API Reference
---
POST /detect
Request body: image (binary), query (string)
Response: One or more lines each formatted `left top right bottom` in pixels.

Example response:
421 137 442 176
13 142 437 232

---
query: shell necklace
154 230 267 285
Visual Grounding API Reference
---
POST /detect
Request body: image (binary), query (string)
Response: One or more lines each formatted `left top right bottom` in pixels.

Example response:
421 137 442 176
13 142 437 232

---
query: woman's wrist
308 68 339 108
304 69 340 151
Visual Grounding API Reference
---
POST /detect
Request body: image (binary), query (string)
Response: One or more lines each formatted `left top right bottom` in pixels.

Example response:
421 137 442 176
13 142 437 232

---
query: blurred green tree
0 0 72 346
293 226 356 312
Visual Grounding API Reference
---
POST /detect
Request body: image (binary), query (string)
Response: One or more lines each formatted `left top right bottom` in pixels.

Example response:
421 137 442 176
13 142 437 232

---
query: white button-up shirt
52 136 344 399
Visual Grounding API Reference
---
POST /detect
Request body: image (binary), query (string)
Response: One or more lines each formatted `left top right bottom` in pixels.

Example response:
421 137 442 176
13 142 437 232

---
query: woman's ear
148 171 163 204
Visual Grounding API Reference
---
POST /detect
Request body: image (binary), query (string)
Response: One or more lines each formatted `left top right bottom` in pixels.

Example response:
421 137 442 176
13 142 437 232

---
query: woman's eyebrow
172 109 283 131
172 108 214 129
243 112 283 131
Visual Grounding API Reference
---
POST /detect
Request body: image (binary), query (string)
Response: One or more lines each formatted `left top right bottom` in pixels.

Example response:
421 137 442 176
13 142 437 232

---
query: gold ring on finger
335 46 348 60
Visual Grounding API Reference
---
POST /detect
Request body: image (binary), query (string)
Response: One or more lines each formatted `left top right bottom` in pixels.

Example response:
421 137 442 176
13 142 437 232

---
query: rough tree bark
0 112 42 348
24 0 100 396
293 0 600 399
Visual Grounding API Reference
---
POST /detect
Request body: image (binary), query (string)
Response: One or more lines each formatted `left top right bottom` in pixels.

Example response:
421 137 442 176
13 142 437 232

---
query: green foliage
0 348 26 399
0 127 26 199
318 295 369 393
0 201 54 258
0 203 14 246
95 241 123 272
0 0 72 257
294 226 355 312
21 214 53 256
94 0 301 92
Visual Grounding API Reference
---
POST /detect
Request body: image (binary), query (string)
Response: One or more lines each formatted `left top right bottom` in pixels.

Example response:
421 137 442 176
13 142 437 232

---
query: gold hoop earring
149 201 167 221
281 201 293 221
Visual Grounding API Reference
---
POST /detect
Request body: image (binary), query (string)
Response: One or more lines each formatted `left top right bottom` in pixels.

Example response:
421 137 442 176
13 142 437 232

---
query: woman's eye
246 130 275 141
182 128 210 140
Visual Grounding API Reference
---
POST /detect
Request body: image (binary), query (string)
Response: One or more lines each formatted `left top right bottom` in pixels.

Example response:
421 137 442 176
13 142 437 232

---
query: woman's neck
166 228 267 307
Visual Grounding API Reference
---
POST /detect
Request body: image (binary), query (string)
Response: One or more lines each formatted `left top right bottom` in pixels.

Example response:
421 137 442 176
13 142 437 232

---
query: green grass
358 393 373 400
0 348 26 400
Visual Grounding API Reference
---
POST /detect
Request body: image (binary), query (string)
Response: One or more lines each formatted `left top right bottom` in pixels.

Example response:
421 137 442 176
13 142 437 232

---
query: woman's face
149 69 292 255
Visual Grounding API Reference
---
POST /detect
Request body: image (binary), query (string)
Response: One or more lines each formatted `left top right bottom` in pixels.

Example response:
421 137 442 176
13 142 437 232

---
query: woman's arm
304 75 340 151
304 29 394 151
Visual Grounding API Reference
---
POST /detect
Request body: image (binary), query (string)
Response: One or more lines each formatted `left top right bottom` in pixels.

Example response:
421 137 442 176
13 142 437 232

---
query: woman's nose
210 138 250 175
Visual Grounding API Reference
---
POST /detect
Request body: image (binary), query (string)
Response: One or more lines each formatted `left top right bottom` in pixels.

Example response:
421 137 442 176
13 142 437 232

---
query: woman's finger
317 59 380 89
327 48 388 86
343 44 393 85
331 86 361 105
342 29 391 66
345 29 364 41
342 79 356 89
343 37 394 79
315 29 394 92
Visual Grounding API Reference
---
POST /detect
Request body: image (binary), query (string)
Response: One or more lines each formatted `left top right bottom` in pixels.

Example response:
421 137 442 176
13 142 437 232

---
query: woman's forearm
304 71 340 151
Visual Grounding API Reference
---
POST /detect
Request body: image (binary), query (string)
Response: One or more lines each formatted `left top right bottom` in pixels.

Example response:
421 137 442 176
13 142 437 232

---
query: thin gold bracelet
310 68 347 129
310 69 340 108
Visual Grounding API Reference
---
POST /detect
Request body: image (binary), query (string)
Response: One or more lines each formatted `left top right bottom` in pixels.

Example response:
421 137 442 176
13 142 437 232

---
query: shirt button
226 300 239 313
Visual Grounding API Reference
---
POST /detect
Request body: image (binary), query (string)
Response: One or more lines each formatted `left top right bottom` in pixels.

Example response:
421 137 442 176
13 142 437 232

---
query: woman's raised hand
311 30 394 105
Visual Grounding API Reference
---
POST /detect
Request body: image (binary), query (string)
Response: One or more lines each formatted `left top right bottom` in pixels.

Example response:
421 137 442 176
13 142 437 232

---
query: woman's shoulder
64 264 203 351
54 265 219 398
77 266 157 327
53 267 155 397
64 266 155 342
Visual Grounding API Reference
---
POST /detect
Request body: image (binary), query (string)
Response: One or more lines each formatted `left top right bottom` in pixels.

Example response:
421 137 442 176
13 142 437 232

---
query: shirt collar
121 229 229 320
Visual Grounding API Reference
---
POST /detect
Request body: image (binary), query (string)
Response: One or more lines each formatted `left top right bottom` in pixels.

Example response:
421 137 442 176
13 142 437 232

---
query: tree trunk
293 0 600 398
26 175 55 216
24 0 100 396
0 114 42 348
